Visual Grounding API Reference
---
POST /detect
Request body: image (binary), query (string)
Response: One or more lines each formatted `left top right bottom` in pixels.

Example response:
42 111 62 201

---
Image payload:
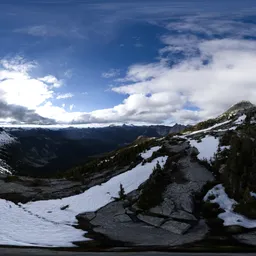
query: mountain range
0 123 186 177
0 101 256 250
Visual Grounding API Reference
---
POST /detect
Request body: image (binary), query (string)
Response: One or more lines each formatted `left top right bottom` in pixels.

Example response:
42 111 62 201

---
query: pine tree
118 183 126 200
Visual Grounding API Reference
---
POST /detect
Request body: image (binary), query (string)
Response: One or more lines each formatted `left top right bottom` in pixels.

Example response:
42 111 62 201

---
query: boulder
161 220 191 235
188 146 199 156
76 212 96 221
224 225 246 234
234 230 256 246
137 214 165 227
170 210 197 221
165 141 190 154
91 219 209 246
114 214 132 223
149 198 175 217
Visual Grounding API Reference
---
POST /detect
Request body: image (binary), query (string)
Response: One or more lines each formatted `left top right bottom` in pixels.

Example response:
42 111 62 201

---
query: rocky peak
224 100 255 116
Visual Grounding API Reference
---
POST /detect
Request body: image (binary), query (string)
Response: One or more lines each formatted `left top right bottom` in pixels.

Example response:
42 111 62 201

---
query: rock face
161 220 191 235
76 141 214 247
1 124 186 177
234 231 256 246
78 200 209 247
0 165 130 203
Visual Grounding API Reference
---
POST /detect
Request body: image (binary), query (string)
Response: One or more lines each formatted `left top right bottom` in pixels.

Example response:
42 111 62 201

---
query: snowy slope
140 146 161 159
0 147 167 247
0 131 16 146
189 136 219 161
204 184 256 229
0 130 16 174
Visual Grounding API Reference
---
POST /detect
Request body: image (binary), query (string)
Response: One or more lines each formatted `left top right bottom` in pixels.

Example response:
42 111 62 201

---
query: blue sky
0 0 256 125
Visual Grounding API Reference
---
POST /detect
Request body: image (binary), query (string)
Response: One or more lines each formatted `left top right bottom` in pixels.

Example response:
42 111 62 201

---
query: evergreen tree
118 183 126 200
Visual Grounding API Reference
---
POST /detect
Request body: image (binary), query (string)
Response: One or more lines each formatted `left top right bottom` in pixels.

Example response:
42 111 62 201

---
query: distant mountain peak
227 100 254 112
220 100 255 119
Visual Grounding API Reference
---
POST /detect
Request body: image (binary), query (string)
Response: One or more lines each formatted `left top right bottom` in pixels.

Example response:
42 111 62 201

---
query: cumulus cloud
0 98 56 125
108 39 256 124
0 56 68 124
102 69 120 79
56 93 74 100
39 75 62 88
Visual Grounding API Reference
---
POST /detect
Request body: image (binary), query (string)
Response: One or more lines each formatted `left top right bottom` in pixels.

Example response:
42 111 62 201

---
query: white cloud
69 104 75 111
0 58 54 110
0 56 36 73
82 92 88 95
36 102 81 123
56 93 74 100
102 69 120 79
62 103 65 108
39 75 62 88
103 39 256 124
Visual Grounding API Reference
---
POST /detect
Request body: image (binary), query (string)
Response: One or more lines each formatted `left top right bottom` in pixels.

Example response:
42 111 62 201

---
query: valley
0 101 256 251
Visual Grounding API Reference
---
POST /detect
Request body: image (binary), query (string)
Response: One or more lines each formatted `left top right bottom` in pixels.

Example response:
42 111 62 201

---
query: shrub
137 160 173 210
201 202 224 219
118 184 126 201
234 200 256 219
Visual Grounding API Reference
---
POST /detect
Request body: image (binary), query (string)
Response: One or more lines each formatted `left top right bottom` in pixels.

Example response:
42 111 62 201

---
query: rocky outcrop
234 230 256 246
76 142 214 247
77 200 209 247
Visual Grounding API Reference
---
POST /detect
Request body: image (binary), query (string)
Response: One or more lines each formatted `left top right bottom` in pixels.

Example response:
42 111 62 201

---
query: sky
0 0 256 126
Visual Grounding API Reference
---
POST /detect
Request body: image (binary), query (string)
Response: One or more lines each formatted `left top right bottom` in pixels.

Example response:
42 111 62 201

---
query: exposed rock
76 212 96 221
149 198 175 217
234 230 256 246
187 147 199 156
126 190 140 203
170 210 197 221
164 141 190 154
90 201 129 227
60 204 69 210
219 164 226 174
130 202 143 213
91 219 209 246
77 197 209 247
137 214 164 227
114 214 131 223
161 220 191 235
224 225 246 234
122 199 130 208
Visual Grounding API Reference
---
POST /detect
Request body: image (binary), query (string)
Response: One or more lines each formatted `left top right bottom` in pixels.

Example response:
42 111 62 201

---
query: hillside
0 101 256 249
0 124 186 177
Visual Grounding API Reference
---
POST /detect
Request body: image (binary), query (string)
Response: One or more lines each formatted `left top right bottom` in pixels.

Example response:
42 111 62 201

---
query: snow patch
234 114 246 125
140 146 161 159
250 192 256 199
204 184 256 228
187 120 232 135
220 145 231 151
189 136 219 161
0 131 16 146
